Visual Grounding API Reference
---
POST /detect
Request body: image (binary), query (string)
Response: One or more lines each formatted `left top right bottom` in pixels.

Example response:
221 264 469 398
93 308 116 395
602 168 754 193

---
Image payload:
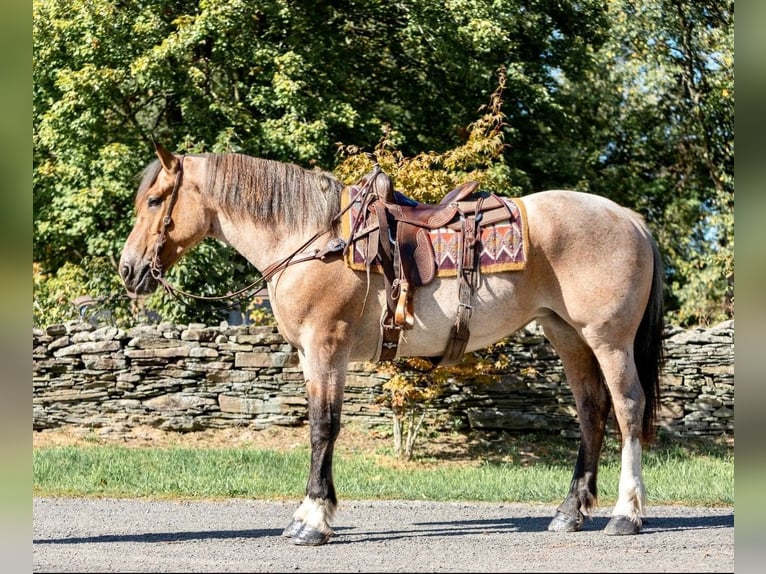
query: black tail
635 237 665 444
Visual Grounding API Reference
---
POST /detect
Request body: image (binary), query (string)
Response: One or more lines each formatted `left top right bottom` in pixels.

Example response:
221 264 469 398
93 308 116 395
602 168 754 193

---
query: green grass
33 433 733 506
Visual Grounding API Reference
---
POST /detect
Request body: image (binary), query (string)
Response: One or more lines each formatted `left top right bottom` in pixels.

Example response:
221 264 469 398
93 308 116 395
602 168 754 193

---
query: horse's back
522 189 653 250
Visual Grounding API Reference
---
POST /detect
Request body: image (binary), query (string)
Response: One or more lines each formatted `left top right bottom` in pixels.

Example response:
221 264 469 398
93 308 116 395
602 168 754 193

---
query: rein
148 155 380 304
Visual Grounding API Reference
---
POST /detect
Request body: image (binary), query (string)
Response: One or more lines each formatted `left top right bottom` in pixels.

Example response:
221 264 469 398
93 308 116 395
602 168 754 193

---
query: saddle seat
359 170 479 214
363 171 482 227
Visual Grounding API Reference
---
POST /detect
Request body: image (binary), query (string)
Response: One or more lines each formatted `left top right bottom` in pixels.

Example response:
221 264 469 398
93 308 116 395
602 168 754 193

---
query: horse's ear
152 139 180 173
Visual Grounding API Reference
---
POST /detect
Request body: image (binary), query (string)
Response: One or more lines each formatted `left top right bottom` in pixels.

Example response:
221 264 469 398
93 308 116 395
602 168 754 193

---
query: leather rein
148 155 377 303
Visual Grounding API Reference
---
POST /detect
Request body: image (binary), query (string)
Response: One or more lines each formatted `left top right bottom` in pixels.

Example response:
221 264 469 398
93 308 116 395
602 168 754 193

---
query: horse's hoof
281 519 304 538
291 524 332 546
547 510 584 532
604 515 640 535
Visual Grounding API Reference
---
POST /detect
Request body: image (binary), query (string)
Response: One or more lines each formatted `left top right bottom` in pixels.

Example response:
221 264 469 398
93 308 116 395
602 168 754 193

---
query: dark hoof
604 515 640 535
547 510 584 532
281 519 304 538
292 523 332 546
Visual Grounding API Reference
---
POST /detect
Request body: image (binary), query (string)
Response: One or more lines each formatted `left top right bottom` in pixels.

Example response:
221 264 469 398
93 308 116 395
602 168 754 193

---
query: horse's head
119 142 211 296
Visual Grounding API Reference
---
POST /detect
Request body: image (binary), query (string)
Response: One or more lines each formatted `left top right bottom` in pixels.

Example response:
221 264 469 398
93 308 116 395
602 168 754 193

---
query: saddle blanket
341 187 529 276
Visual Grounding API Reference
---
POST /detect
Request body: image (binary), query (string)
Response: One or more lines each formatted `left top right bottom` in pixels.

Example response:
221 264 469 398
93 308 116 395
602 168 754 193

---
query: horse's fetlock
296 496 336 535
578 490 598 516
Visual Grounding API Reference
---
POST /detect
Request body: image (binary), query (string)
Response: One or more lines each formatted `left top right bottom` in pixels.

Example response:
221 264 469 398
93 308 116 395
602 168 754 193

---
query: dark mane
205 153 343 232
136 159 162 199
136 154 344 232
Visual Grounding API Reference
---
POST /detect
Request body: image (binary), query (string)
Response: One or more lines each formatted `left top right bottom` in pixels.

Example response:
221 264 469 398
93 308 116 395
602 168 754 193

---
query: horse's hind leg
539 315 611 533
591 342 648 535
282 347 347 546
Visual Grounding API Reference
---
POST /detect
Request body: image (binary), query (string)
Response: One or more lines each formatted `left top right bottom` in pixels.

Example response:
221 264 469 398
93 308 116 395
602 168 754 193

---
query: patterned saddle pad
341 186 529 276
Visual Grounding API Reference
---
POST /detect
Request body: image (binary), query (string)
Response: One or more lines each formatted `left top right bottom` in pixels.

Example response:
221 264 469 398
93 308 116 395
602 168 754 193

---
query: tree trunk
392 412 403 457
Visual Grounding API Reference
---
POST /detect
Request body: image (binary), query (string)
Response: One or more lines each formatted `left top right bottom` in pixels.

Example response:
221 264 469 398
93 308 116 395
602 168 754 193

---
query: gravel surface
33 497 733 572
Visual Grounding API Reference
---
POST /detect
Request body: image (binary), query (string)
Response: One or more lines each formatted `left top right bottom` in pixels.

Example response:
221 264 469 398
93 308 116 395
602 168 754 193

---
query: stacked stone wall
33 320 734 438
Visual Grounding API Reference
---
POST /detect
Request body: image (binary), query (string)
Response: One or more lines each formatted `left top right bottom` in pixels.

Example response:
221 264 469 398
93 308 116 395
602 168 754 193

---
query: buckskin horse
119 142 664 545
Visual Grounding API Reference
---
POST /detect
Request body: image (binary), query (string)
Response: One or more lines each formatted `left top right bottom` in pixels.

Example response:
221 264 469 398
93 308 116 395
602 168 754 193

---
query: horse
119 142 665 545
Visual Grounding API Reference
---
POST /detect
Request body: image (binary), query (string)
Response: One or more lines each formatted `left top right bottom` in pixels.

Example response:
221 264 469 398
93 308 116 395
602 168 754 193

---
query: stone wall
33 320 734 438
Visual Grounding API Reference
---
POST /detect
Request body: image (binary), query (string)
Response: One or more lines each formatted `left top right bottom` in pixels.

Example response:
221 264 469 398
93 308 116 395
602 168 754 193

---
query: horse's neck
209 210 326 274
198 155 340 273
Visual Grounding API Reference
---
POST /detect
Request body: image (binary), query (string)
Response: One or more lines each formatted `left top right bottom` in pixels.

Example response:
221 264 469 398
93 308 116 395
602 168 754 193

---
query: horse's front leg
282 348 347 546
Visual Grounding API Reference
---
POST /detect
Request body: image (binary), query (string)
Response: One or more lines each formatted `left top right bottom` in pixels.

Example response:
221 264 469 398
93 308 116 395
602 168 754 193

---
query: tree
334 75 511 458
546 0 734 325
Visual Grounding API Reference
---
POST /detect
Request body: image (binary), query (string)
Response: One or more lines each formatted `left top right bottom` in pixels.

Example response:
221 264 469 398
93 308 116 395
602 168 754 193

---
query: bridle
147 154 380 303
148 156 185 287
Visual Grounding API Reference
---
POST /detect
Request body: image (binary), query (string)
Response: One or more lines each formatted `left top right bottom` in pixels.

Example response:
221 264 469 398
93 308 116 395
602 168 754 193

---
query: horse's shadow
34 513 732 546
329 513 733 545
34 528 282 545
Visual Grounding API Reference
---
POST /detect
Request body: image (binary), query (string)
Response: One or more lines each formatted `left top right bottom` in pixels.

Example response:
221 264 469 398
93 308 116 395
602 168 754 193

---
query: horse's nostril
120 264 132 281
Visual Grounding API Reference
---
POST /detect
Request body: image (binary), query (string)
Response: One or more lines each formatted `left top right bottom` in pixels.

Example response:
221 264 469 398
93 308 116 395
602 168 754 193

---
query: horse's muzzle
119 259 158 296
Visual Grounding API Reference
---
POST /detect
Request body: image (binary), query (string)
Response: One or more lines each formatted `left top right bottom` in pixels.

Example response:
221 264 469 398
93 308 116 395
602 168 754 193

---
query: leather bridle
148 156 185 285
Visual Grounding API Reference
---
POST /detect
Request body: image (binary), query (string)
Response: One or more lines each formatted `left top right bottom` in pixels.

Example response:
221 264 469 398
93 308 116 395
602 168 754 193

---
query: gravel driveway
33 497 733 572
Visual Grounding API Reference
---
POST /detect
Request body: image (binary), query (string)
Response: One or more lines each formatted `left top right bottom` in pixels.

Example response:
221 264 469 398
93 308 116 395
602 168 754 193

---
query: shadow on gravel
640 513 734 531
412 513 734 532
34 528 283 545
33 512 732 546
330 512 733 545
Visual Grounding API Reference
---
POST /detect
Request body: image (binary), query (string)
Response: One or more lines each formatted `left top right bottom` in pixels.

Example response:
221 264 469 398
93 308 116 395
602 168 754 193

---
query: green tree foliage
33 0 604 325
334 70 511 197
543 0 734 325
33 0 732 328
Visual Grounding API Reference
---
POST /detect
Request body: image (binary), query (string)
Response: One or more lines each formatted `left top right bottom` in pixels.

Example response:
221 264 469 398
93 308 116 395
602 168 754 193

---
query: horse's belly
350 274 535 360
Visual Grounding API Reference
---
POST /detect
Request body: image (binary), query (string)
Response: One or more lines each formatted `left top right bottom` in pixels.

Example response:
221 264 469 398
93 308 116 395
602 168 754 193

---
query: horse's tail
635 236 665 445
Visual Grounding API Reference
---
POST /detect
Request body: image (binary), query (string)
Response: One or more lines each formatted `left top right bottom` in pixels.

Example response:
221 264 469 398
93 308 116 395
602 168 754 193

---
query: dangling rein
148 157 378 303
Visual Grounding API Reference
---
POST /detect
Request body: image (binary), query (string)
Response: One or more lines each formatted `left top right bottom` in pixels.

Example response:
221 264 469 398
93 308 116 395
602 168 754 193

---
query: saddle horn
364 152 379 167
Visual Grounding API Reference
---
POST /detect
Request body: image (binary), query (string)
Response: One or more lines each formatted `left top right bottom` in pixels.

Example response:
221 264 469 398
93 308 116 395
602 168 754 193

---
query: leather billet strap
371 201 405 362
439 201 484 366
442 277 474 365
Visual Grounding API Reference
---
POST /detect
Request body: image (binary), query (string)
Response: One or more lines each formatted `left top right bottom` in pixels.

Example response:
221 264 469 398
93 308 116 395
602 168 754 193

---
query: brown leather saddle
343 167 515 365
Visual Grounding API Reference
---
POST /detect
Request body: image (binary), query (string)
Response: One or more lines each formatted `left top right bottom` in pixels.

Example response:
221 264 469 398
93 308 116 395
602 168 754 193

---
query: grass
33 429 734 506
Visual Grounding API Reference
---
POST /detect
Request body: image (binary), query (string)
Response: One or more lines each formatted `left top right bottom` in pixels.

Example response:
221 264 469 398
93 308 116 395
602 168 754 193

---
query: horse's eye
147 196 162 208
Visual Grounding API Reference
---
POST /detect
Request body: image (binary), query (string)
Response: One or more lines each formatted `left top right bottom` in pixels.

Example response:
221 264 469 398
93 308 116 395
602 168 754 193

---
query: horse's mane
136 153 344 232
205 153 343 232
137 160 163 199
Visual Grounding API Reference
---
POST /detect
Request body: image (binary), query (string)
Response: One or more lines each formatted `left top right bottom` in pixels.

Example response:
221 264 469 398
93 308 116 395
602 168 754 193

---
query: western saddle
342 165 515 366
